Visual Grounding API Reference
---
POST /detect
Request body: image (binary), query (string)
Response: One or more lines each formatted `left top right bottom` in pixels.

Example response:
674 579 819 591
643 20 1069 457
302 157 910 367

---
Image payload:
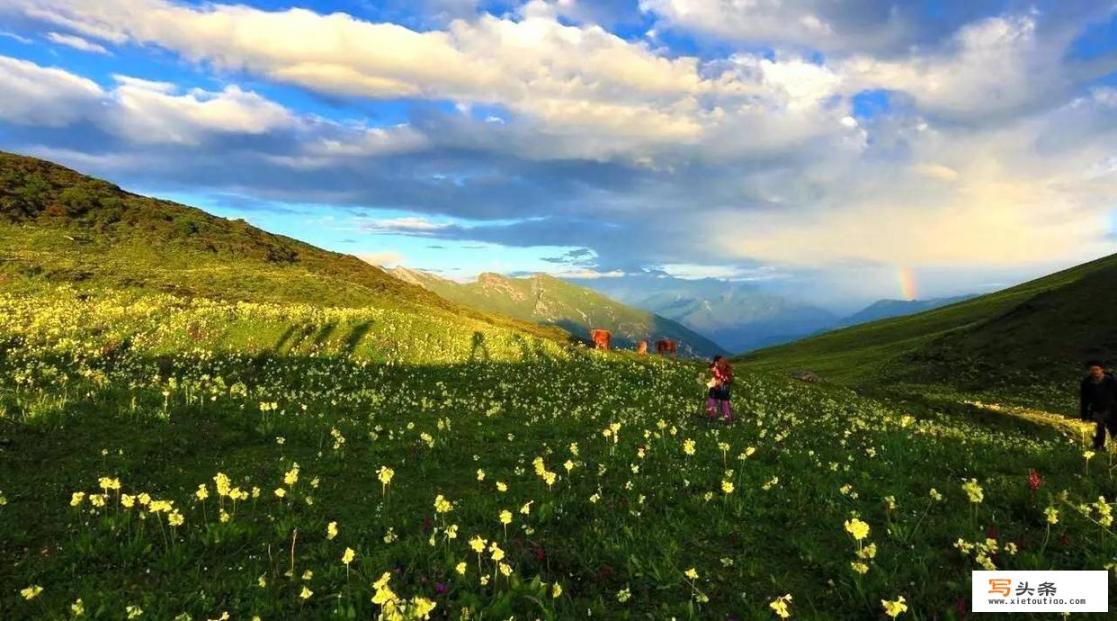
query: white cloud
0 55 103 127
360 217 452 234
46 31 109 54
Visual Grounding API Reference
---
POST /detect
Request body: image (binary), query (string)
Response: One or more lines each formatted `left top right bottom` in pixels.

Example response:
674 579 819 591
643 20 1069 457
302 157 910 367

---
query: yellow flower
412 596 436 619
342 547 356 565
552 582 563 598
858 542 877 559
769 593 792 619
684 567 699 580
195 484 209 501
844 518 870 541
489 542 505 562
125 604 143 619
214 473 231 497
299 586 313 600
283 467 299 487
499 562 513 576
881 596 908 618
274 488 286 498
520 501 533 515
1045 506 1059 525
121 494 135 508
851 561 869 574
70 491 86 507
962 479 984 504
377 466 394 488
721 480 735 494
1084 450 1096 461
683 439 696 456
98 477 121 491
168 511 185 527
20 585 43 600
499 510 512 525
433 494 453 514
455 561 467 575
327 521 338 540
476 469 485 481
496 481 508 493
469 536 487 553
71 598 85 616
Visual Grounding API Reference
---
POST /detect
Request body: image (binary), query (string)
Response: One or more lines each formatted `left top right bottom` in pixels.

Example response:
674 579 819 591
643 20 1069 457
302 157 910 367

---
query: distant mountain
393 268 726 357
838 295 976 327
569 274 837 353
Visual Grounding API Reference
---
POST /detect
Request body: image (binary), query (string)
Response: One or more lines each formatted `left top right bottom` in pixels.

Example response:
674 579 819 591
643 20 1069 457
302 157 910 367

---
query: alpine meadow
2 1 1117 620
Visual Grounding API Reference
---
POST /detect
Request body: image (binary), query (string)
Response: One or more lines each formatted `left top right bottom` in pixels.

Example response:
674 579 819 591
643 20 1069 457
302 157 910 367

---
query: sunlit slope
738 252 1117 396
0 151 568 344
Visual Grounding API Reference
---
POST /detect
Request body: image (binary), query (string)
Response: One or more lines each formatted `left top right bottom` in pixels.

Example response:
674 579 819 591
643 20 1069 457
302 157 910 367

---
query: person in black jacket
1080 360 1117 449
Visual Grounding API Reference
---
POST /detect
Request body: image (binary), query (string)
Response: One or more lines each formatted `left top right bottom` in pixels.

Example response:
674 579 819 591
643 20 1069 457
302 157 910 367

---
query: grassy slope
0 151 568 344
737 253 1117 411
3 294 1116 619
393 268 726 356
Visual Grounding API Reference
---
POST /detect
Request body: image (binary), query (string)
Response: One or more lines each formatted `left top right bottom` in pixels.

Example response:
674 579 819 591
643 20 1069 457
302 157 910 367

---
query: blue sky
0 0 1115 310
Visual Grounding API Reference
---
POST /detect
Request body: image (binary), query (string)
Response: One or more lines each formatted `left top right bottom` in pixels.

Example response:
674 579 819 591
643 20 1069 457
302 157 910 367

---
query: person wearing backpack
1080 360 1117 449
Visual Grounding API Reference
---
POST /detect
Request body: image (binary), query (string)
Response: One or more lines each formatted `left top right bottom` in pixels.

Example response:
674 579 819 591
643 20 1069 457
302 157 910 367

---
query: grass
737 252 1117 414
3 288 1117 619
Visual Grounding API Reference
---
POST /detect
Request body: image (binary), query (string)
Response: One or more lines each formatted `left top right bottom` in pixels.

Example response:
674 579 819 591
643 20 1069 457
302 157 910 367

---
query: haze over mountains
570 273 972 353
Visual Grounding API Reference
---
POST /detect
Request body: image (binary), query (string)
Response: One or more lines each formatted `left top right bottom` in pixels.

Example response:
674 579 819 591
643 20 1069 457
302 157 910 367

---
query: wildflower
844 518 870 541
455 562 467 575
616 587 631 603
858 542 877 559
496 481 508 493
98 477 121 491
520 501 532 515
20 585 43 600
1045 506 1059 525
283 467 299 487
683 439 696 456
71 598 85 616
342 547 356 565
121 494 135 508
274 488 286 498
721 480 735 494
469 536 487 553
70 491 86 507
489 542 505 562
476 469 485 481
377 466 394 493
300 586 313 600
499 562 512 576
881 596 908 618
412 597 436 619
168 511 185 526
213 473 231 497
126 605 144 618
769 593 792 619
684 567 699 580
851 561 869 574
433 494 453 514
962 479 984 504
929 488 943 502
195 484 209 501
499 510 512 525
327 521 338 540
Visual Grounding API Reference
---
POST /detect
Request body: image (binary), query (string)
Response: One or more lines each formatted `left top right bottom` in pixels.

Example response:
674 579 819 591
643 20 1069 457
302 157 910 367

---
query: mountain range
391 267 725 357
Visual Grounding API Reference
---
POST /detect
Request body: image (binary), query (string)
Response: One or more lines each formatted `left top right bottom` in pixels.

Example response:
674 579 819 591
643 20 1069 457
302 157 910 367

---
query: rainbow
897 266 918 301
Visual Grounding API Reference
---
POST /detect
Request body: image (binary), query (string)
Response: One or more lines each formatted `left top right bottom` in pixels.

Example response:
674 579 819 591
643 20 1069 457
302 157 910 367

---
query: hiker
706 355 734 423
1080 360 1117 450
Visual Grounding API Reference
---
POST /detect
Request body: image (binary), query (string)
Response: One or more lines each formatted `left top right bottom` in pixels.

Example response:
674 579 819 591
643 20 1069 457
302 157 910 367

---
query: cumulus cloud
0 1 1115 303
0 55 103 127
356 251 405 267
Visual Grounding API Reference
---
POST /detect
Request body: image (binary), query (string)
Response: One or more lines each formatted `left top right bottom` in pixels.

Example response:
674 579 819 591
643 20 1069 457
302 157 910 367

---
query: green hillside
738 252 1117 411
0 151 568 345
392 267 726 357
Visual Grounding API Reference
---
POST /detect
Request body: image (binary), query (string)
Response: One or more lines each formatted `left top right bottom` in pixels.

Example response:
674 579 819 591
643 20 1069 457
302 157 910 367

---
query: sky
0 0 1115 311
